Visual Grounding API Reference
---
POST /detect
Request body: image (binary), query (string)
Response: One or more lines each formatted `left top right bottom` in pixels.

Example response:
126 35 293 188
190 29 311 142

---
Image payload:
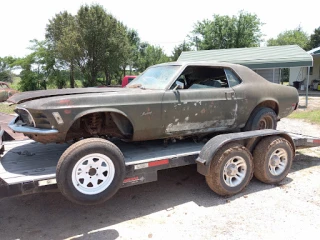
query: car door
161 77 238 137
224 68 247 128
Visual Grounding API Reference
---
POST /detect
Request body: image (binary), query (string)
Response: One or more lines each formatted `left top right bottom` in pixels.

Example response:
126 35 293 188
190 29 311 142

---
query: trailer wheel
244 107 277 131
56 138 125 205
205 143 253 196
253 136 293 184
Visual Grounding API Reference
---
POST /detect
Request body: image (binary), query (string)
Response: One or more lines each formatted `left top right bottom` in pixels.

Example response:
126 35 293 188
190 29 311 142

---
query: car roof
152 61 269 84
155 61 242 68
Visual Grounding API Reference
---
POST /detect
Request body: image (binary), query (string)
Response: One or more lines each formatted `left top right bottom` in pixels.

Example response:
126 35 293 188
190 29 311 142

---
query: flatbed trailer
1 129 320 205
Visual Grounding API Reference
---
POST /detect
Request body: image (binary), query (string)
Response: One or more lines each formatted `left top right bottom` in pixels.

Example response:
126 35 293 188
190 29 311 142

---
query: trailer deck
1 131 320 200
0 138 205 198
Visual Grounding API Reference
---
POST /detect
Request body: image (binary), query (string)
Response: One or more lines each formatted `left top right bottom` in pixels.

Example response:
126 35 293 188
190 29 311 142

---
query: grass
10 76 21 90
0 103 16 114
288 110 320 125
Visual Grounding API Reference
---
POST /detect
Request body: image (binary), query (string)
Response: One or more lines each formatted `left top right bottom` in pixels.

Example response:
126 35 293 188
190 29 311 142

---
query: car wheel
244 107 277 131
253 136 293 184
56 138 125 205
205 143 253 196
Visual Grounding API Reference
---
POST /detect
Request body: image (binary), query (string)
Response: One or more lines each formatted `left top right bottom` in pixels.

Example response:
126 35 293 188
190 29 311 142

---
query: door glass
225 69 241 87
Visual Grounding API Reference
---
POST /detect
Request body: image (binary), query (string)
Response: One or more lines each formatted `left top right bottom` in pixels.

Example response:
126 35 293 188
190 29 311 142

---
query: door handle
225 92 235 100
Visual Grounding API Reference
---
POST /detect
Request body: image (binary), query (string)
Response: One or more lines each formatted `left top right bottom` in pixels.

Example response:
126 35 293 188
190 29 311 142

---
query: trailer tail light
307 139 320 144
134 159 169 170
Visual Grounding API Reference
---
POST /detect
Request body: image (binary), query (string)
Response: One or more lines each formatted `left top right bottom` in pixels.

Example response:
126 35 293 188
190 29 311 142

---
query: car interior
172 66 229 90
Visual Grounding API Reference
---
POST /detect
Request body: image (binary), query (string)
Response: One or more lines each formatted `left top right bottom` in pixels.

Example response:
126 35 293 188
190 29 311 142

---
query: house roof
308 46 320 56
177 45 313 69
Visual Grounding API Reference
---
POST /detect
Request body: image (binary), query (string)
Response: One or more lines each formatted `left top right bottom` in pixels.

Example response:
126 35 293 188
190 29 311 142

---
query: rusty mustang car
7 62 298 144
0 81 18 102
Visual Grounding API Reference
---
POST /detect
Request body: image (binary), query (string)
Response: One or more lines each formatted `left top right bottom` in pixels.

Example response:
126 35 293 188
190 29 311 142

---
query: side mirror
174 81 184 90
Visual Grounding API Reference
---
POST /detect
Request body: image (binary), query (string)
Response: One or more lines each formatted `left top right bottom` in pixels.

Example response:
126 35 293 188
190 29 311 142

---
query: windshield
127 65 181 90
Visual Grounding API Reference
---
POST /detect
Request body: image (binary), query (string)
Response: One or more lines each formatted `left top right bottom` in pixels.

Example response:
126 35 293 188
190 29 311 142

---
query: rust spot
201 108 206 114
64 109 71 114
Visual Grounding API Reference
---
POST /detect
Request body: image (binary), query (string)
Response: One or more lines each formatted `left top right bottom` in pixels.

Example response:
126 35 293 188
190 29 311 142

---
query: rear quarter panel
231 66 298 126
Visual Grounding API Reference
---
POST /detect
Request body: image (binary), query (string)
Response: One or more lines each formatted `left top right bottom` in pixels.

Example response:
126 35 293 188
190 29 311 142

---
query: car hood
7 87 130 104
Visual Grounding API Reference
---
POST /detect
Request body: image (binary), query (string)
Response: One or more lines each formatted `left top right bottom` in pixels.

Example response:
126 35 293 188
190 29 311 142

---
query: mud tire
253 136 293 184
205 143 253 196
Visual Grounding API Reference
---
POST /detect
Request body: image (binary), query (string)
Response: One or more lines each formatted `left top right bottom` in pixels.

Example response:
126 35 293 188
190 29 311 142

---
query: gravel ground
278 117 320 138
0 119 320 239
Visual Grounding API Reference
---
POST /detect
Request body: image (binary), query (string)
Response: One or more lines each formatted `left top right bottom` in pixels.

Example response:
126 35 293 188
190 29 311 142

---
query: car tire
205 143 253 196
244 107 277 131
56 138 125 205
253 136 293 184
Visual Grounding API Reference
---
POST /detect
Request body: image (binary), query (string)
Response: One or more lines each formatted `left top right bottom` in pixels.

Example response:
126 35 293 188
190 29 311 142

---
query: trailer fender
0 129 15 155
196 129 294 176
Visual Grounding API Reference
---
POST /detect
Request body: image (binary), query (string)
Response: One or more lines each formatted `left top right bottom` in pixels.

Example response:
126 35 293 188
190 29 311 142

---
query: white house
289 47 320 88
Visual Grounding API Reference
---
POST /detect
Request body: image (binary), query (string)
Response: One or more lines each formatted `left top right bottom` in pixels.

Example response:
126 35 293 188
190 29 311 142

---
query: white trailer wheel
56 138 125 205
72 153 115 195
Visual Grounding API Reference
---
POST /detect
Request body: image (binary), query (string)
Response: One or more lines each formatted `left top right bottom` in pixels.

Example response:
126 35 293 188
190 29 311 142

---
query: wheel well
254 100 279 115
65 111 134 141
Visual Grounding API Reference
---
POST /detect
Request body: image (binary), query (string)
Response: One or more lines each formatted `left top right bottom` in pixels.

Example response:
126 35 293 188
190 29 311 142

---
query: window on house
309 67 313 75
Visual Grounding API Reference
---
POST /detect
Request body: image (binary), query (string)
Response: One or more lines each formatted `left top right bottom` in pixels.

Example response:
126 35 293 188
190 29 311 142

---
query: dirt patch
297 96 320 111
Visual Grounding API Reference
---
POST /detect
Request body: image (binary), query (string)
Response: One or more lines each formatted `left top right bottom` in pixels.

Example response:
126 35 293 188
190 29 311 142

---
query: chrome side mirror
174 81 184 90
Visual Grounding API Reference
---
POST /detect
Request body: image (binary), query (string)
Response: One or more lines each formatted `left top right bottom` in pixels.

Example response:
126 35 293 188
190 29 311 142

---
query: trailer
1 129 320 205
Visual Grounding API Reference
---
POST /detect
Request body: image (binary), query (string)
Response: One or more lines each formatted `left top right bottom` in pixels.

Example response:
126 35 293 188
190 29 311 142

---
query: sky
0 0 318 58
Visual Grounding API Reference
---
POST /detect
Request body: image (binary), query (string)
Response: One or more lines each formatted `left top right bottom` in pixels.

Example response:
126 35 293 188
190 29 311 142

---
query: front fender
67 107 134 131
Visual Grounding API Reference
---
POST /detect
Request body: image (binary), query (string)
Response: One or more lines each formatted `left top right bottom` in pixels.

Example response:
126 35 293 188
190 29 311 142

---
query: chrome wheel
223 156 247 187
72 153 115 195
268 148 288 176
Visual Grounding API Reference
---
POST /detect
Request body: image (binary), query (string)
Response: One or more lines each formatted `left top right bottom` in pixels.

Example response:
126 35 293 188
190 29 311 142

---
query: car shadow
0 151 319 240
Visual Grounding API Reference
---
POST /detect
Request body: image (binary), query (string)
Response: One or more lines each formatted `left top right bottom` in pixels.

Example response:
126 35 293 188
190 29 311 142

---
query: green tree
126 28 141 75
13 53 39 91
136 44 170 72
0 56 16 82
190 11 263 50
309 27 320 49
171 41 192 61
13 40 62 91
46 11 79 88
267 27 310 50
103 21 131 85
76 4 130 87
